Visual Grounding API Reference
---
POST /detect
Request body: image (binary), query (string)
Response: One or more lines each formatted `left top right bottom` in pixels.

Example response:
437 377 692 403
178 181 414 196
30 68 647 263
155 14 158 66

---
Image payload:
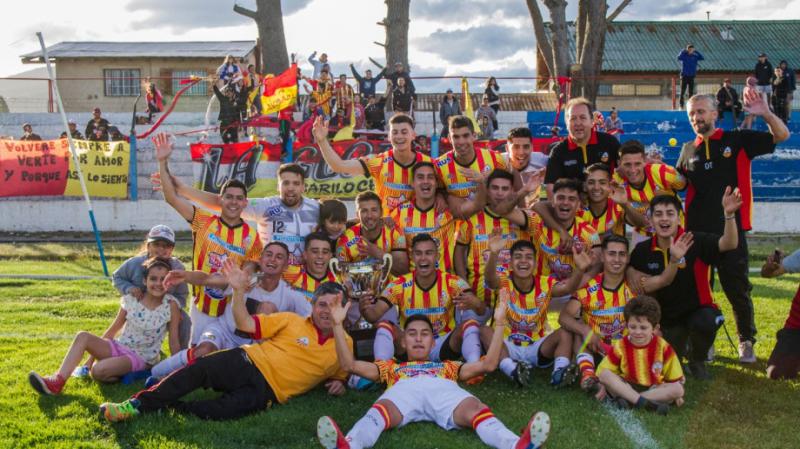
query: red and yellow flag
461 77 480 132
261 63 298 115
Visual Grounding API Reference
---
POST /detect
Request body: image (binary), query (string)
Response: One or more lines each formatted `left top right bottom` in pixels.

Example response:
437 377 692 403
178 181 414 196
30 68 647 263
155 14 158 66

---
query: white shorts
457 308 492 326
378 377 474 430
189 306 222 346
505 334 554 368
197 321 253 350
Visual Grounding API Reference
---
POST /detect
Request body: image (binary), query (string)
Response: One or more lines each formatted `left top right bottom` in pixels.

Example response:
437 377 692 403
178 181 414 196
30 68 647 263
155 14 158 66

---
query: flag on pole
461 77 480 132
333 92 357 142
261 63 298 115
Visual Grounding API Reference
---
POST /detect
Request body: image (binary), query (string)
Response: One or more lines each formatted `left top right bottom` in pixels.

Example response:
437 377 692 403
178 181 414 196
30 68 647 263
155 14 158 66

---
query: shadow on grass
36 392 100 420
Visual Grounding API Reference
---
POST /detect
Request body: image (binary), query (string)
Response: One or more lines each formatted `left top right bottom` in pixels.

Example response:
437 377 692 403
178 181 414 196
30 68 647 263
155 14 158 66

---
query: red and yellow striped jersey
360 150 432 212
499 273 557 346
597 335 684 387
577 198 626 238
389 200 457 272
613 163 686 236
190 208 263 317
282 264 337 302
435 147 508 200
456 208 534 305
375 359 461 388
379 270 470 338
336 223 406 263
529 212 600 281
575 273 634 343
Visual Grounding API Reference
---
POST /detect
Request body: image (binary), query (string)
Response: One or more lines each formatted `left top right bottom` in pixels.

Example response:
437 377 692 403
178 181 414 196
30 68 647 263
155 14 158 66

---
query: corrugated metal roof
21 41 256 62
553 20 800 73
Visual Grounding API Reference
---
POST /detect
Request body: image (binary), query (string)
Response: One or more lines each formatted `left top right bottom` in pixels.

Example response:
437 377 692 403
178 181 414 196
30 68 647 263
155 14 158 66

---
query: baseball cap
147 224 175 244
758 52 767 57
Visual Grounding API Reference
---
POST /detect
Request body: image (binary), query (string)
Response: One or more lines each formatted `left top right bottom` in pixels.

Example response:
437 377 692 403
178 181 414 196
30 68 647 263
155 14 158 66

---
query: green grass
1 237 799 448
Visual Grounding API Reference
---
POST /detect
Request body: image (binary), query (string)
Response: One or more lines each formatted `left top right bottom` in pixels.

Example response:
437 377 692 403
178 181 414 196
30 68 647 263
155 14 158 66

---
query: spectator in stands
216 55 242 93
439 88 461 138
60 120 83 140
387 62 415 97
351 95 366 129
350 64 385 101
604 108 623 137
144 78 163 124
392 77 414 115
593 111 606 132
677 44 704 109
779 60 796 122
755 53 774 106
484 76 500 129
761 248 800 379
304 71 334 117
108 126 125 141
308 51 329 79
364 94 386 130
476 95 497 132
773 67 791 123
716 79 743 125
477 115 493 140
20 123 41 141
86 108 110 142
334 74 354 114
213 75 242 143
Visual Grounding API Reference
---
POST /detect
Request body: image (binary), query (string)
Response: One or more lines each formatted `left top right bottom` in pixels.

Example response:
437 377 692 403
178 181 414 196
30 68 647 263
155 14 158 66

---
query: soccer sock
461 320 482 363
472 407 519 449
576 352 596 379
373 322 395 361
150 349 188 378
347 404 390 449
553 356 570 373
499 358 517 378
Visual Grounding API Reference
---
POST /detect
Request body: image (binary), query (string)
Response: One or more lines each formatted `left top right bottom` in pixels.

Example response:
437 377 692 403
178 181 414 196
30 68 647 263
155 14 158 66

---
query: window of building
598 84 613 96
104 69 141 96
635 84 661 96
172 70 208 96
611 84 636 96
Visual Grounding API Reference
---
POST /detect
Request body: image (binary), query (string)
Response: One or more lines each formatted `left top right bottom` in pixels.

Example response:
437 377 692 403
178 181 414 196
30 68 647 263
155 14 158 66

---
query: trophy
329 253 393 301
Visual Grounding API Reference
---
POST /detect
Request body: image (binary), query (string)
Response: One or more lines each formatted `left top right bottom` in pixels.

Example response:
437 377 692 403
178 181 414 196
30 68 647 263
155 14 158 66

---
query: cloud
412 0 527 23
408 58 535 93
413 24 534 64
16 22 94 46
125 0 313 32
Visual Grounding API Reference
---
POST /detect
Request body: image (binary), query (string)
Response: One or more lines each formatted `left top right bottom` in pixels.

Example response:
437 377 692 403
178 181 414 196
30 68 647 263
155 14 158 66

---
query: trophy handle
329 258 341 281
380 253 393 286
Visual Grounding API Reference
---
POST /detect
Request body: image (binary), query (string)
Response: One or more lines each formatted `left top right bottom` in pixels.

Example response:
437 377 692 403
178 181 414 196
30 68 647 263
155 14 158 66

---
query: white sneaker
707 345 715 362
738 341 756 363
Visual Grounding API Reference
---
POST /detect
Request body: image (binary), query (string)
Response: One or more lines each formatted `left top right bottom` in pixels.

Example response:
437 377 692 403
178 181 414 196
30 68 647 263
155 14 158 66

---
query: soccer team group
27 90 792 449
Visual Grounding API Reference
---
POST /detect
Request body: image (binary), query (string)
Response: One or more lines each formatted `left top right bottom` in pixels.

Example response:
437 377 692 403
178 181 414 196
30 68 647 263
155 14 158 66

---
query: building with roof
20 41 257 112
538 20 800 109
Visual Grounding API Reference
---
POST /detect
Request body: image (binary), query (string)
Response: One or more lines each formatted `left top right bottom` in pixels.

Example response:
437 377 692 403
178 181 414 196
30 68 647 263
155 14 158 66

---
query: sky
3 0 800 92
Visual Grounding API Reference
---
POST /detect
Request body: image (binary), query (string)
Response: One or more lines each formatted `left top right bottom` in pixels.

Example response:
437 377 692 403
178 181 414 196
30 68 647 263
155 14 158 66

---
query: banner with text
0 139 130 198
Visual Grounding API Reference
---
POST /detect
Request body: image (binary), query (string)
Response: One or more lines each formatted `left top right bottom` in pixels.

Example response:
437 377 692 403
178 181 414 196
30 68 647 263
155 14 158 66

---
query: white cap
146 224 175 244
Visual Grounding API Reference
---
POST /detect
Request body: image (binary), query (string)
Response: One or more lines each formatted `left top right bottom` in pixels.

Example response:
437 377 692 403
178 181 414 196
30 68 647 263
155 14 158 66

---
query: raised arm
743 87 790 144
153 133 194 221
221 259 256 334
447 168 487 219
359 293 392 324
719 186 742 252
608 182 648 229
551 245 593 297
627 232 694 294
332 300 381 380
459 294 508 380
167 300 181 355
312 116 365 175
484 228 504 290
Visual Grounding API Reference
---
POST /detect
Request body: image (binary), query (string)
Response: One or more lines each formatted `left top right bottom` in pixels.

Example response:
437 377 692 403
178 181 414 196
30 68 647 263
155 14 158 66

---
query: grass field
1 235 799 449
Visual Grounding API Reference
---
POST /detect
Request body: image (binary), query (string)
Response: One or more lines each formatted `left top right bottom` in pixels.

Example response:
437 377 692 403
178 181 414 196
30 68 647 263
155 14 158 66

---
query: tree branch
607 0 632 23
373 41 387 48
525 0 555 79
233 3 258 20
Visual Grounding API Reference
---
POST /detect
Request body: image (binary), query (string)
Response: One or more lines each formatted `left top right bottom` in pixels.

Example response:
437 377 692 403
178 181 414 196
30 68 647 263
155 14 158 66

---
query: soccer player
597 296 685 415
168 162 319 266
317 293 551 449
454 169 537 318
98 263 350 422
390 161 458 272
483 235 592 387
148 242 309 381
579 163 647 239
360 234 484 365
678 92 789 363
313 113 431 212
337 191 409 276
545 97 620 197
154 133 262 345
627 191 742 379
613 140 686 245
504 126 549 207
436 115 510 218
283 232 338 302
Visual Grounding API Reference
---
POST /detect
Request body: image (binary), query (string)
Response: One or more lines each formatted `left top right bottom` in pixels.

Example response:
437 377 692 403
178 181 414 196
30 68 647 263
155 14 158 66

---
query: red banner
0 139 70 196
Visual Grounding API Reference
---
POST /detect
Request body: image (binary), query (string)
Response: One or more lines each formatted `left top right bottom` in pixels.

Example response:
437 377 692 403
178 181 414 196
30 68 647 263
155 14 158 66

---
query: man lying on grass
316 291 551 449
99 260 350 422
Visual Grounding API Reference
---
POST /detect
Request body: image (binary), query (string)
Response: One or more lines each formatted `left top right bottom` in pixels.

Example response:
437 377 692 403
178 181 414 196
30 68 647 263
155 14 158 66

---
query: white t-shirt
243 196 320 266
222 279 311 333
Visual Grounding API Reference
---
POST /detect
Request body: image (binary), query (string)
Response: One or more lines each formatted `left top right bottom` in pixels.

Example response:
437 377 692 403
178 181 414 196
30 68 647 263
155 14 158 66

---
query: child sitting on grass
597 295 685 415
28 257 181 395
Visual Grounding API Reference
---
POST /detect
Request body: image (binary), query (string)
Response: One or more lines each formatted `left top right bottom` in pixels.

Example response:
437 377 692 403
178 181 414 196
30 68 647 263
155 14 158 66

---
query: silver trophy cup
329 253 393 302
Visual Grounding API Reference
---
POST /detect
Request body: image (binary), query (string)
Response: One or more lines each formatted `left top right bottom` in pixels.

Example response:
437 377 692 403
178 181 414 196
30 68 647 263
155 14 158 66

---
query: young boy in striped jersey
597 295 685 415
318 291 551 449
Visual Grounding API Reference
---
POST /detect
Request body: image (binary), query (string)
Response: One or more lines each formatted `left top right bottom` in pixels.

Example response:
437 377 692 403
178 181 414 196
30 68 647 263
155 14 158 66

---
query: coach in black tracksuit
678 92 789 362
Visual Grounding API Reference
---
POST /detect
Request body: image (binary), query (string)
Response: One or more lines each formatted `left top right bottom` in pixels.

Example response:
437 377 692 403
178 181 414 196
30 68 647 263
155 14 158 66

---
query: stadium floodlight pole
37 32 110 277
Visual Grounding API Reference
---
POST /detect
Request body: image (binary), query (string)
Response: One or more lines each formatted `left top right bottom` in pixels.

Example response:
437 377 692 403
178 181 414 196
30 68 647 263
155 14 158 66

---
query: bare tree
375 0 410 69
234 0 289 75
526 0 632 104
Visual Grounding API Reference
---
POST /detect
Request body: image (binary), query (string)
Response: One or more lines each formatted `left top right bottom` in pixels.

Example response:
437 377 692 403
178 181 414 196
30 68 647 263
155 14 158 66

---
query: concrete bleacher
528 110 800 202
